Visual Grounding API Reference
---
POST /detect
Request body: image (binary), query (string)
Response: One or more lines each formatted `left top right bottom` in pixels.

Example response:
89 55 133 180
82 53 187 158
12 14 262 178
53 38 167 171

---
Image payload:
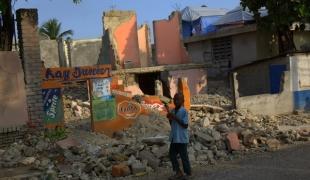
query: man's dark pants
169 143 191 175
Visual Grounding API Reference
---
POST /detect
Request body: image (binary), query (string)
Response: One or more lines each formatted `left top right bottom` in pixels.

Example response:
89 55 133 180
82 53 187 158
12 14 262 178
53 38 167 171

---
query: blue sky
15 0 240 39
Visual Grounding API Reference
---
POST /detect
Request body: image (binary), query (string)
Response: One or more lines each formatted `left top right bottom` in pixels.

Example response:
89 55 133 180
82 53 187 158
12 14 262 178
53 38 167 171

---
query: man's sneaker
181 174 192 180
168 172 184 180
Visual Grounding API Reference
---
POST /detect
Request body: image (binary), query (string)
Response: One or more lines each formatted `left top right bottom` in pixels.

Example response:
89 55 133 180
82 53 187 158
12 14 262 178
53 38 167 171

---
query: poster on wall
91 78 116 121
42 88 64 124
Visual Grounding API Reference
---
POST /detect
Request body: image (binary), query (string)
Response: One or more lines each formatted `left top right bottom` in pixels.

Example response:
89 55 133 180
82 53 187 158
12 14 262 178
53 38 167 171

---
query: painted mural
117 100 141 119
42 88 64 124
92 78 116 121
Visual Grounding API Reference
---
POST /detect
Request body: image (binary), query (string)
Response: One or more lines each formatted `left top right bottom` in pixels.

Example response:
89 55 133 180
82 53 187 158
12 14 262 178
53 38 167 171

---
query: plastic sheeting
181 6 227 38
214 6 268 26
182 16 223 38
181 6 227 22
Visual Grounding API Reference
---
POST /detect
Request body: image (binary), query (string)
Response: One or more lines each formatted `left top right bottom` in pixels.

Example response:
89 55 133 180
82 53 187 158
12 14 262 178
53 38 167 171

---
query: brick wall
16 9 44 128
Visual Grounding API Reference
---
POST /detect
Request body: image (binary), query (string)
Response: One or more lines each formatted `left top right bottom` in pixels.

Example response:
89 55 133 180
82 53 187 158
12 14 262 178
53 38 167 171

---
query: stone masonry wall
16 9 44 128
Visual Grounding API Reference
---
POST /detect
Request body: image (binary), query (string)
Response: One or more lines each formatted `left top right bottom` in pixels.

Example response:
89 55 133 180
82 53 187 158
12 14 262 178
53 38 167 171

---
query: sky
14 0 240 40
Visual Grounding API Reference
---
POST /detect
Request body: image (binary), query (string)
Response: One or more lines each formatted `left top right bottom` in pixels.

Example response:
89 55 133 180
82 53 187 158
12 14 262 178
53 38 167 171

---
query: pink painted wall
168 69 207 97
124 84 144 96
153 12 190 65
138 24 152 67
0 52 28 128
114 15 141 68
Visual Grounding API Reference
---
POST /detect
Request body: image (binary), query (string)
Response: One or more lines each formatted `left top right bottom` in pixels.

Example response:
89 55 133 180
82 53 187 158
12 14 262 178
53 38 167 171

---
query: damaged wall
290 53 310 111
70 39 101 67
153 12 190 65
232 32 257 68
233 53 310 115
165 68 207 97
103 11 141 69
234 71 293 115
40 39 102 67
0 52 28 128
138 24 152 67
186 41 212 64
40 40 59 67
236 56 289 97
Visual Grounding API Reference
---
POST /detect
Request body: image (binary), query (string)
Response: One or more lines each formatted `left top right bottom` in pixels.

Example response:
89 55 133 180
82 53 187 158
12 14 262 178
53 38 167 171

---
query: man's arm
168 110 188 129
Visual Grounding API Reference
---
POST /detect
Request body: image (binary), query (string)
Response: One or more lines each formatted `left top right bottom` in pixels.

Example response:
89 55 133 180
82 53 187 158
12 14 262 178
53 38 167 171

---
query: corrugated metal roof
181 6 228 22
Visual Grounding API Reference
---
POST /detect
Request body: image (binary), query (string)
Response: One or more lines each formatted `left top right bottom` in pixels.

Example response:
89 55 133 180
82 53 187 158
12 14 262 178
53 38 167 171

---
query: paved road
194 143 310 180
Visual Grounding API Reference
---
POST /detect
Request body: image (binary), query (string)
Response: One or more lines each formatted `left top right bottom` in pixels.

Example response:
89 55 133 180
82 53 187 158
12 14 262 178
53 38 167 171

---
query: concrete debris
266 139 281 151
191 104 225 113
226 132 241 151
139 150 160 170
56 137 81 150
141 136 168 146
112 164 131 177
131 161 147 174
20 157 36 165
1 93 310 179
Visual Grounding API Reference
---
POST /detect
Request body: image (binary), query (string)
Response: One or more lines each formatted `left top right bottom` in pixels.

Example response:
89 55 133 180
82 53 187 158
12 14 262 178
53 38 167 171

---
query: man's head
173 92 184 109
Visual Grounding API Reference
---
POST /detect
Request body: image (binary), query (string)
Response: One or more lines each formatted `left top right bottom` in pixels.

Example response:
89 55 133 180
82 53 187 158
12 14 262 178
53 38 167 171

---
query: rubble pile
191 81 233 108
191 94 232 108
63 82 91 122
1 107 309 179
63 96 91 122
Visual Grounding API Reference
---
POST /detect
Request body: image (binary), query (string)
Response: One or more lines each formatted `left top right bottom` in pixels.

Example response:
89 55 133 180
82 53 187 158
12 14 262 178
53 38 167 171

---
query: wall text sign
42 65 111 82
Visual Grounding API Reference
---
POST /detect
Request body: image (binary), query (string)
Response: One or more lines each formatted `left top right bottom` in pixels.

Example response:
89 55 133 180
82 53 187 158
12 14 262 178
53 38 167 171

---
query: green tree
0 0 81 51
240 0 310 53
39 18 73 40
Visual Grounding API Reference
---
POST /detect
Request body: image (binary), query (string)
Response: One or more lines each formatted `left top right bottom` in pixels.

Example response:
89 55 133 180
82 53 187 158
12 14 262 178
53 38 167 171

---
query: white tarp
213 6 268 26
181 6 227 22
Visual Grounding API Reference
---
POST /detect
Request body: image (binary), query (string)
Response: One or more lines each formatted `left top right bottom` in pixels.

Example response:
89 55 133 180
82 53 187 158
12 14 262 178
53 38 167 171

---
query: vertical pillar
231 72 239 109
155 80 163 96
16 9 44 128
178 77 191 111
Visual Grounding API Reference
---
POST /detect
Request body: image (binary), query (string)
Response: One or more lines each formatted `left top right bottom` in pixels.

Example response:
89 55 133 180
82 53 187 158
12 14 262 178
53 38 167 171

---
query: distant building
181 6 227 38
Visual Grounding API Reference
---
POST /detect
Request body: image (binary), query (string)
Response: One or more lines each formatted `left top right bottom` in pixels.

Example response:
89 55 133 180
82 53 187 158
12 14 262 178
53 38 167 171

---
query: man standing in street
167 93 192 180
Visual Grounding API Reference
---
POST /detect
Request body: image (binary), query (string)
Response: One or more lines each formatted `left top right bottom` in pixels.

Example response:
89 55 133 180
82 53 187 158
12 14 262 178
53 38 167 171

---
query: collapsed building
40 10 208 100
0 7 310 179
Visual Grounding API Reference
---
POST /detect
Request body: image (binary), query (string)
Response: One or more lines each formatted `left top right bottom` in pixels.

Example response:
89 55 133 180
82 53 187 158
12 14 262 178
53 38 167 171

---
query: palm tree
39 18 73 40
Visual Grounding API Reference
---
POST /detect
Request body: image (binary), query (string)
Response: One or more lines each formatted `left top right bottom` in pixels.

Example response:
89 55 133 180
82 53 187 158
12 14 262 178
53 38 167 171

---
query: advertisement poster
42 88 64 124
92 78 116 121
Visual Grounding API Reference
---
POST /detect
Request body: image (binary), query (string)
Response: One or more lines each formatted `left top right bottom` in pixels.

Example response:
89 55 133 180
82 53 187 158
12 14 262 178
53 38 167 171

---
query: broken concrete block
195 131 214 144
56 137 80 150
211 130 222 141
138 150 160 170
82 101 90 107
152 144 169 158
111 164 131 177
201 117 210 127
141 136 168 146
266 139 281 151
131 162 146 174
226 132 241 151
20 157 36 165
216 124 229 133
